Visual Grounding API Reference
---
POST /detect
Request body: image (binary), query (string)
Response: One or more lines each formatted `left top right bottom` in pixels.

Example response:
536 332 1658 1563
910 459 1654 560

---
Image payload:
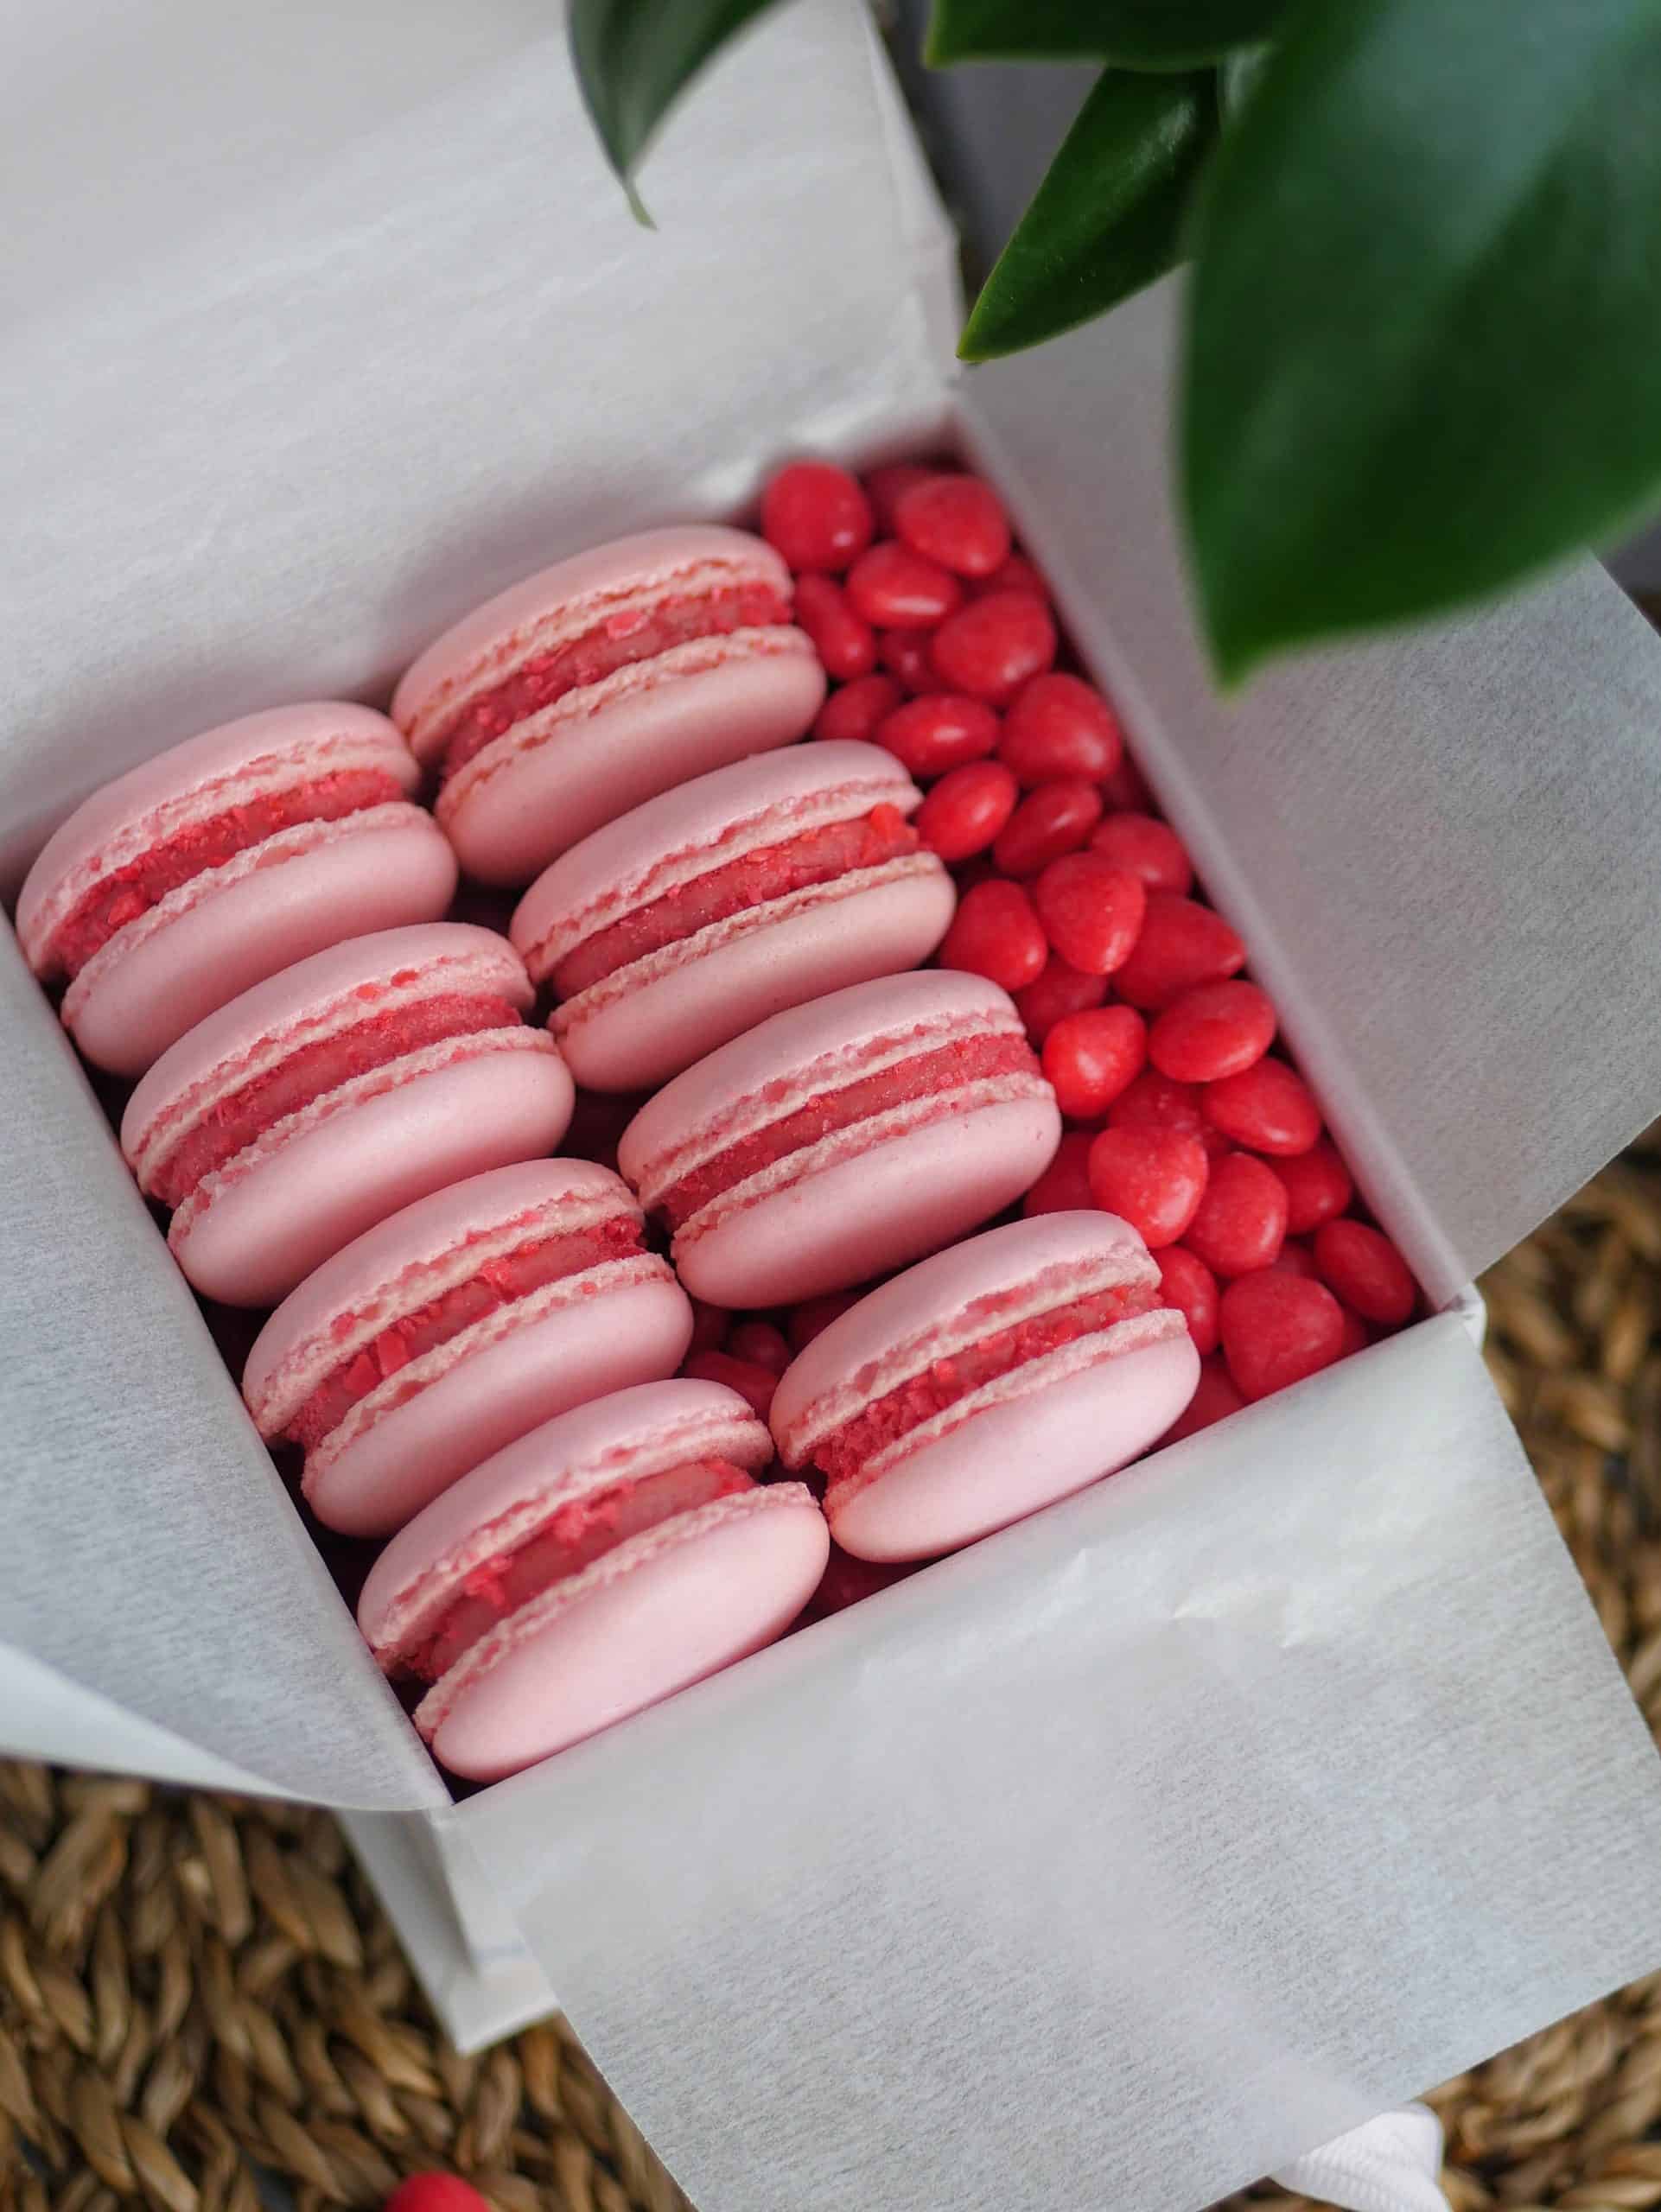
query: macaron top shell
509 740 924 980
358 1377 775 1666
393 525 795 765
17 702 418 976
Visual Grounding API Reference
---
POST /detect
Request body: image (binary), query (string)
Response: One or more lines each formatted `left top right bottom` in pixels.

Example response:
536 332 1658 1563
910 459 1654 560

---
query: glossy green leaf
927 0 1289 68
1184 0 1661 684
570 0 781 220
960 70 1215 361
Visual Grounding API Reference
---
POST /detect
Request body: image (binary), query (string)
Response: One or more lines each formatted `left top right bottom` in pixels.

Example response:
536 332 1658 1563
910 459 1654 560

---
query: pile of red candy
712 454 1418 1450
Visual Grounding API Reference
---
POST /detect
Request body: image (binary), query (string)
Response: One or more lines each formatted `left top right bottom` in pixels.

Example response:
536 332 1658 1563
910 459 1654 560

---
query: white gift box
7 4 1661 2209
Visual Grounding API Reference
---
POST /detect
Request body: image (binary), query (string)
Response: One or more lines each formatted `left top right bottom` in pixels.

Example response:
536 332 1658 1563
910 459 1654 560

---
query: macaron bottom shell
423 1485 830 1781
829 1329 1201 1562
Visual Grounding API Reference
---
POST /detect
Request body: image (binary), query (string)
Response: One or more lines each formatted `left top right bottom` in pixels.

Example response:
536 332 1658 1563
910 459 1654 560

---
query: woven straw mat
4 1133 1661 2212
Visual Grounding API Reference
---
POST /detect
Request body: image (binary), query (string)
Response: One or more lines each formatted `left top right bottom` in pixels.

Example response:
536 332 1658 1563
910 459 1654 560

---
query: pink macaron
393 526 826 886
121 923 574 1306
771 1211 1201 1561
511 741 957 1091
16 703 457 1076
617 969 1063 1307
242 1160 692 1537
359 1378 829 1781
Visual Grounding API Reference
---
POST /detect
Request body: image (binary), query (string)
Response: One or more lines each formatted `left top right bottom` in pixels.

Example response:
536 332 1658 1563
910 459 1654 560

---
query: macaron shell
829 1331 1201 1562
64 809 457 1075
426 1485 830 1781
170 1042 575 1306
305 1268 695 1536
675 1093 1063 1306
558 865 957 1091
441 643 825 887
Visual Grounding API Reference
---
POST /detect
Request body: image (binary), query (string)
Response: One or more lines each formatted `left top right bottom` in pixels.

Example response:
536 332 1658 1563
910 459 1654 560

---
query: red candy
1162 1353 1247 1442
761 461 874 574
1041 1006 1146 1120
1112 893 1246 1011
1102 752 1154 811
811 671 901 744
1269 1239 1321 1280
846 542 963 629
1337 1304 1371 1358
939 879 1048 991
1014 957 1106 1047
878 627 940 694
1089 811 1193 896
998 673 1123 785
875 694 1000 777
687 1298 729 1354
1156 1244 1219 1356
1203 1058 1321 1156
384 2180 492 2212
727 1319 792 1376
1085 1128 1209 1249
1314 1220 1416 1327
1033 854 1146 976
1183 1153 1289 1277
805 1544 918 1620
929 590 1057 703
1109 1070 1231 1160
792 575 875 681
894 473 1012 578
1219 1271 1345 1402
1149 980 1276 1084
681 1349 780 1421
992 779 1104 876
915 760 1019 861
866 462 938 533
1275 1140 1354 1233
973 551 1049 603
1023 1130 1096 1217
788 1288 862 1351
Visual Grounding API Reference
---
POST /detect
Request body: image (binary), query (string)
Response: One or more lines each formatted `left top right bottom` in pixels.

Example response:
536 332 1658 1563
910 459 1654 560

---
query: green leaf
570 0 781 220
1183 0 1661 685
960 70 1215 361
927 0 1289 68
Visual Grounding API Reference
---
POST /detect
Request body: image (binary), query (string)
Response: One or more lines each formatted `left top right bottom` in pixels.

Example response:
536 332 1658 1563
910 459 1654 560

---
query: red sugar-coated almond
1314 1219 1416 1327
1149 980 1276 1084
939 879 1048 991
681 1349 780 1422
811 672 901 744
1161 1352 1247 1442
894 474 1012 578
1022 1128 1095 1217
804 1543 920 1620
1103 752 1155 811
383 2177 494 2212
1014 957 1107 1047
788 1287 864 1351
1219 1270 1346 1402
793 575 875 681
998 673 1123 785
875 693 1000 777
1269 1239 1321 1280
1033 854 1146 976
993 779 1104 876
1041 1006 1146 1120
1183 1153 1289 1277
1203 1058 1322 1156
1085 1127 1209 1249
1110 1068 1232 1160
761 461 874 574
930 590 1057 703
1113 893 1246 1012
1089 811 1193 896
687 1299 730 1355
1338 1303 1371 1357
1275 1141 1355 1233
879 627 941 695
972 551 1050 603
866 462 939 533
1156 1244 1219 1356
846 542 963 629
727 1319 792 1376
916 759 1020 861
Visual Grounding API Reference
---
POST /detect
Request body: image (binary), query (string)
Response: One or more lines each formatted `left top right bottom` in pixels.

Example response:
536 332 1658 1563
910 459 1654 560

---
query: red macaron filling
288 1211 650 1451
550 804 921 998
45 766 408 979
655 1029 1041 1230
398 1458 757 1682
150 991 525 1207
810 1280 1164 1489
436 579 792 782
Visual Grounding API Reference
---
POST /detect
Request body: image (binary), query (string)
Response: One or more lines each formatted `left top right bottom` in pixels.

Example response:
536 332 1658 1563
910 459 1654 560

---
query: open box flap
460 1316 1661 2212
0 0 952 886
0 931 447 1809
963 283 1661 1299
